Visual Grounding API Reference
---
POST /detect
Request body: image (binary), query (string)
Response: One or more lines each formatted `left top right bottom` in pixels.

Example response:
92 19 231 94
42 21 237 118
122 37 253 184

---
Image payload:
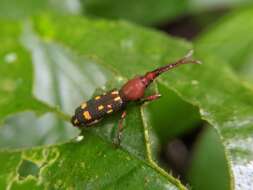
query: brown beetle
71 50 201 144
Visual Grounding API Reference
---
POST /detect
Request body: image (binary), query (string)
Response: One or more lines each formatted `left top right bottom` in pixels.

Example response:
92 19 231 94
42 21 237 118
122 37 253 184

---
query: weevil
71 50 201 144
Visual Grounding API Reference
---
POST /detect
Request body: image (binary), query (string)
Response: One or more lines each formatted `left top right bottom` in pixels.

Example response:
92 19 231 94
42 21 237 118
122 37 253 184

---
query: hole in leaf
147 83 206 184
18 159 40 180
159 124 206 184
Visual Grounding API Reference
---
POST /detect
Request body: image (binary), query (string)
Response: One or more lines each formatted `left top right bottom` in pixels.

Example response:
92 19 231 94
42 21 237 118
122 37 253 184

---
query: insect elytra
72 89 125 127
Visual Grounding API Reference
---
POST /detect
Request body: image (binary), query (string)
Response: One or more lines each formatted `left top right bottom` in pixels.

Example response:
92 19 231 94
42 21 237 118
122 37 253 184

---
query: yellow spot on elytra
107 104 112 109
107 109 113 114
95 96 101 100
98 105 104 110
83 111 92 120
111 91 119 95
74 119 79 124
81 103 87 109
114 96 121 101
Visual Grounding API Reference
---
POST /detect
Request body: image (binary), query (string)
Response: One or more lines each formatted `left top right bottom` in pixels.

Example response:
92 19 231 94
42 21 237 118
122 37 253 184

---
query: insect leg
114 111 127 146
141 94 161 103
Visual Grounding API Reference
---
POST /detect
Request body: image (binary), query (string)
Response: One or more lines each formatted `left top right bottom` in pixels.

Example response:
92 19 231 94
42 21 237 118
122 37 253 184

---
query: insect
71 50 201 144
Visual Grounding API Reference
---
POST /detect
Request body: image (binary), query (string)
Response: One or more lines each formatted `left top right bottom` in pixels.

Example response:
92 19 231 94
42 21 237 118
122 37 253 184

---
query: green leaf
194 8 253 189
1 11 253 189
0 16 188 189
0 0 81 19
0 134 181 190
0 20 78 148
187 127 231 190
31 14 253 189
0 20 49 121
174 52 253 189
196 7 253 84
0 112 78 149
2 0 253 27
81 0 188 25
82 0 253 25
0 0 188 25
188 0 253 12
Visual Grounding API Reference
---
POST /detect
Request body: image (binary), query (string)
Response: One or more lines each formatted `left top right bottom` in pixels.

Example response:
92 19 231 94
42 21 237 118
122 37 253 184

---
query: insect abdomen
71 89 125 127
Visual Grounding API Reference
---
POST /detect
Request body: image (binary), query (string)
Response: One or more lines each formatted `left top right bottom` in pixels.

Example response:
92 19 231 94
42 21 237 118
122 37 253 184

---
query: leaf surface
196 8 253 189
29 14 253 189
187 127 231 190
1 11 253 189
196 8 253 84
0 16 189 189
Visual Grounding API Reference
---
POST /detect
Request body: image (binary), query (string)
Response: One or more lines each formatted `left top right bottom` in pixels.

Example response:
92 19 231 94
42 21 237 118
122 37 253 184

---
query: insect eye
140 77 149 87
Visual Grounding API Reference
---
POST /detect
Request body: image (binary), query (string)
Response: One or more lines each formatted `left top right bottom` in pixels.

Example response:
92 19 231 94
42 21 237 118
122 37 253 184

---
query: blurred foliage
196 8 253 84
0 0 81 19
1 0 253 25
187 126 230 190
81 0 253 25
81 0 188 25
0 1 253 190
